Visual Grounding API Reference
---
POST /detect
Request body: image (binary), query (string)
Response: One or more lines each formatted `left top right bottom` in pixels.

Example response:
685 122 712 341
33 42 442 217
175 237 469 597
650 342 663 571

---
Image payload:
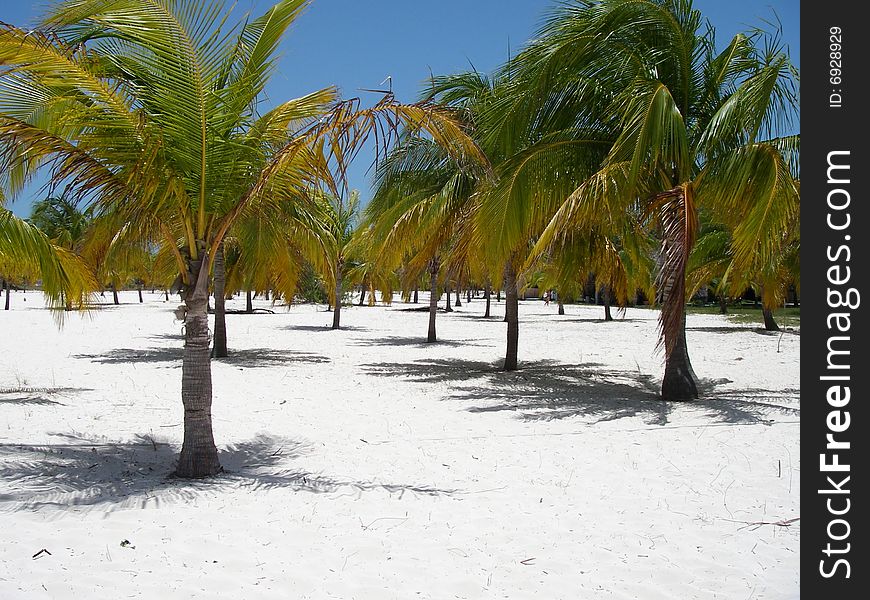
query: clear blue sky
1 0 800 217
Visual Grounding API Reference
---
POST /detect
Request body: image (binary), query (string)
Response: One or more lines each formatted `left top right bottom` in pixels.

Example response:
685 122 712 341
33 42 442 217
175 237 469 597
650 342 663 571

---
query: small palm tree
1 0 485 477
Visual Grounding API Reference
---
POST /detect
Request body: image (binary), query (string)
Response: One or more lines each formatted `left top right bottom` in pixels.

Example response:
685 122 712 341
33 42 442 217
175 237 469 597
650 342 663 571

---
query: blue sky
1 0 800 216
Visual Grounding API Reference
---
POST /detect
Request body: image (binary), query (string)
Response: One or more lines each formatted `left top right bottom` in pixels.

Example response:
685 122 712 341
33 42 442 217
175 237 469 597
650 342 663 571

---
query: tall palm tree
509 0 799 399
0 0 484 477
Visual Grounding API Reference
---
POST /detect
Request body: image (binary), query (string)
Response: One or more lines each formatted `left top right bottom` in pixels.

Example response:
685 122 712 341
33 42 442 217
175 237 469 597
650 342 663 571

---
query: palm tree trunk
245 289 253 314
212 244 228 358
661 311 698 401
427 258 439 343
138 285 143 303
455 287 461 307
603 286 613 321
496 289 501 302
413 288 418 304
112 284 119 305
3 279 9 310
718 294 728 314
503 261 519 371
332 263 342 330
558 299 565 315
176 253 221 478
484 284 491 318
359 283 366 306
762 307 780 331
445 284 452 312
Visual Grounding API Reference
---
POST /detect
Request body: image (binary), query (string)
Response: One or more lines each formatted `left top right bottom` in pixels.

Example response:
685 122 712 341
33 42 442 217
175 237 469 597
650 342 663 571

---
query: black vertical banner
802 2 868 595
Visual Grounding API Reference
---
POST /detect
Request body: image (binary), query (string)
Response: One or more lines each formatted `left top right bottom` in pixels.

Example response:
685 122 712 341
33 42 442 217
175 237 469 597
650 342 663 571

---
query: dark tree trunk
762 307 780 331
484 284 491 318
3 279 9 310
359 284 366 306
138 285 144 303
503 262 519 371
558 300 565 315
245 289 253 314
212 244 228 358
112 285 119 305
661 311 699 401
165 289 170 301
497 289 501 302
332 263 342 330
176 253 221 478
427 258 439 343
466 289 471 303
455 287 461 307
603 286 613 321
719 295 728 314
413 288 418 304
445 284 452 312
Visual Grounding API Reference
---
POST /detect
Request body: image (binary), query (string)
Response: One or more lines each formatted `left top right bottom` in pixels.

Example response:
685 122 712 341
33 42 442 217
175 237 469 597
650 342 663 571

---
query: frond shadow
74 347 181 365
349 335 492 349
284 324 371 332
0 387 91 406
215 348 330 367
0 433 454 513
362 358 796 426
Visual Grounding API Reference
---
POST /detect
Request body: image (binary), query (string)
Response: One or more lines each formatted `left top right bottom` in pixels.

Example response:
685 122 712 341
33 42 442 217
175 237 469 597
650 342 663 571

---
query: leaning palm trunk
762 307 780 331
503 261 519 371
358 283 366 306
427 257 439 342
177 253 221 478
212 244 228 357
111 284 119 305
657 188 699 401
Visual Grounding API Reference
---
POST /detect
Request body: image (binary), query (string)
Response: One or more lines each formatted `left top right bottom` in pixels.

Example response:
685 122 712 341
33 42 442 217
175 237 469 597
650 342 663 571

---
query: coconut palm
1 207 95 309
510 0 799 399
0 0 484 477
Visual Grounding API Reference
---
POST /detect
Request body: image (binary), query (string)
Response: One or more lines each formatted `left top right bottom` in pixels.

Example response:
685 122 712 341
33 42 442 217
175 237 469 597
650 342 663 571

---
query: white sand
0 290 799 599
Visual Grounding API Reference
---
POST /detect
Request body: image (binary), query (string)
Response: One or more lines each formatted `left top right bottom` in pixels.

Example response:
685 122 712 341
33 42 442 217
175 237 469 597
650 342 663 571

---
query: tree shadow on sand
73 348 329 367
0 433 455 512
362 358 798 427
348 335 493 349
0 386 92 407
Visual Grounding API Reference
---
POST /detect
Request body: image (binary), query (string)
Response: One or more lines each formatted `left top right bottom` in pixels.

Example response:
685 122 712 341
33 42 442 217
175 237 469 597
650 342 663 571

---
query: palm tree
299 189 361 329
509 0 799 399
1 207 95 309
0 0 484 477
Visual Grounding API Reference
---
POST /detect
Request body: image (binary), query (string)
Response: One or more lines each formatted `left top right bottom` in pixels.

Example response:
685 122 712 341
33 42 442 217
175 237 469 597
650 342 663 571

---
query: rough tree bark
427 258 440 343
212 244 228 358
762 307 780 331
503 261 519 371
332 259 343 329
176 251 222 478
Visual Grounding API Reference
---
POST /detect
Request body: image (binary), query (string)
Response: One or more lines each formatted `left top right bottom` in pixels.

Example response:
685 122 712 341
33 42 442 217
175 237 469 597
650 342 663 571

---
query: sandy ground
0 290 799 599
